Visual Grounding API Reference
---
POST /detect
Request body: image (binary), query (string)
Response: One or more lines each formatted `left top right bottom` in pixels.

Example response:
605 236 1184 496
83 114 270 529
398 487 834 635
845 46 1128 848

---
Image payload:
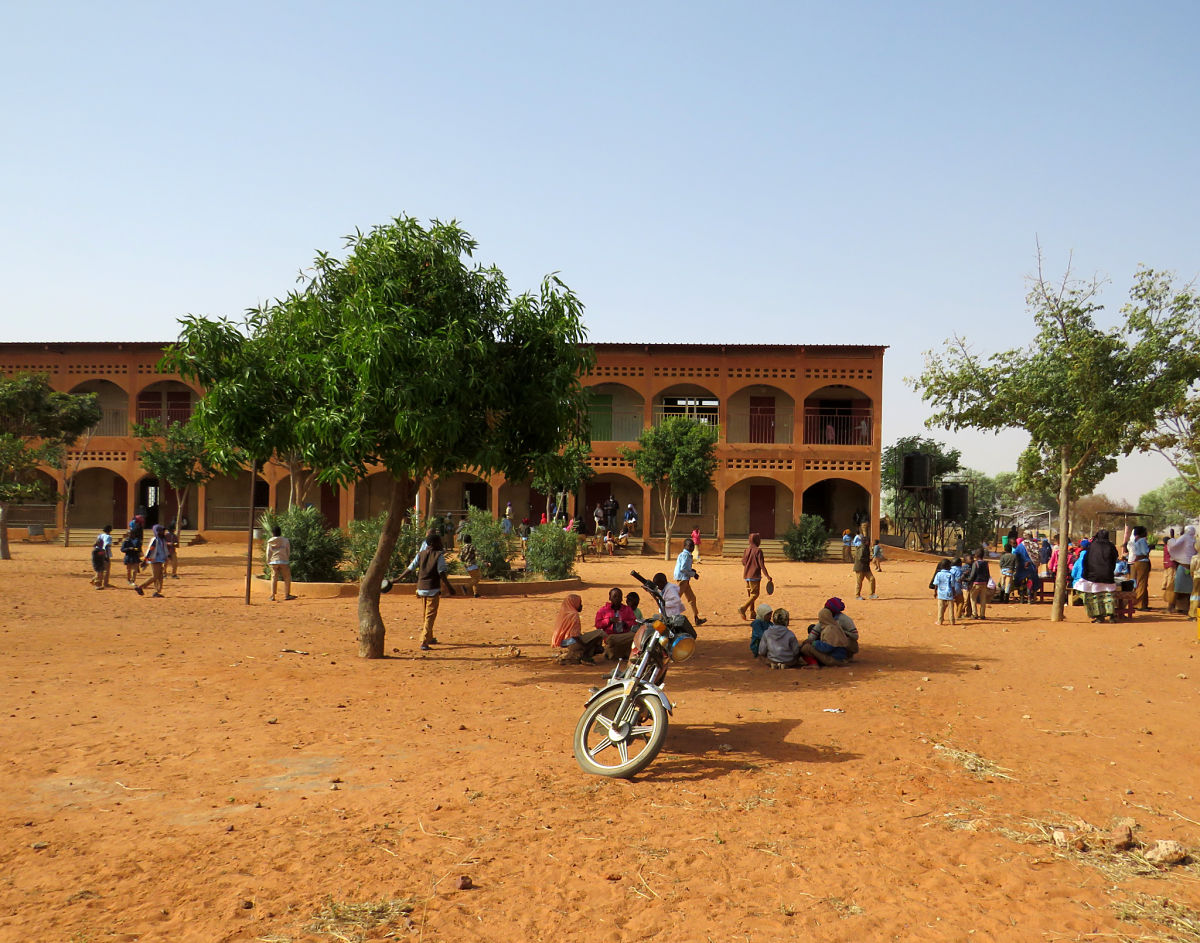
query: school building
1 341 885 553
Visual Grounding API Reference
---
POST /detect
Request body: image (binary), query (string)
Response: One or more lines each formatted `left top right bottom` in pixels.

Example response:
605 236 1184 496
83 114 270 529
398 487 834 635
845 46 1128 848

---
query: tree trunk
175 485 190 533
357 477 407 659
660 487 676 561
61 477 74 547
0 503 10 560
1050 455 1073 622
244 459 257 606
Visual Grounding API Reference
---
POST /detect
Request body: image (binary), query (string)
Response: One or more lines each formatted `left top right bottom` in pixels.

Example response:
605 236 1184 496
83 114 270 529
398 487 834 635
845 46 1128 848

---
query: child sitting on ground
749 603 772 657
757 607 799 668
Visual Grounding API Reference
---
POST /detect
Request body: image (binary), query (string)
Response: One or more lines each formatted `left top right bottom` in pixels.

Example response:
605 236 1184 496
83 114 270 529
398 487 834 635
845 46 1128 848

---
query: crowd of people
89 514 179 598
921 522 1200 625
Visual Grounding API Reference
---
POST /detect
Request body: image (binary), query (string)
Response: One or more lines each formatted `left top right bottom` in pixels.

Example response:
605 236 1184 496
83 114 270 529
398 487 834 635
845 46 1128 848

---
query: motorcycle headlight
669 635 696 662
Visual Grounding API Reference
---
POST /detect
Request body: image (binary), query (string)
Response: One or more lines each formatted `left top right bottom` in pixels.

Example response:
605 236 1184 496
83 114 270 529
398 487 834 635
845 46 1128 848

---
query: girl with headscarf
553 593 598 664
1167 526 1197 614
135 524 171 598
800 597 860 666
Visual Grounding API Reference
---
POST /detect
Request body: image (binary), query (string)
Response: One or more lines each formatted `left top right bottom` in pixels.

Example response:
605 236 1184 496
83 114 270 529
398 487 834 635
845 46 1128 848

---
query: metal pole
244 458 257 606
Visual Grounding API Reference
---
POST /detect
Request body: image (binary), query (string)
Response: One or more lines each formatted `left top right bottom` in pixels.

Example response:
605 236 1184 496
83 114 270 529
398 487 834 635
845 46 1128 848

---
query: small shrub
459 506 514 579
259 505 348 582
346 511 428 582
782 514 830 562
525 521 577 580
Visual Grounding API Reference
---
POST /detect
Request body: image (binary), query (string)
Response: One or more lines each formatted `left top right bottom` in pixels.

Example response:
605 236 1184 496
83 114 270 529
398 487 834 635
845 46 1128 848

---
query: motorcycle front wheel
572 688 668 778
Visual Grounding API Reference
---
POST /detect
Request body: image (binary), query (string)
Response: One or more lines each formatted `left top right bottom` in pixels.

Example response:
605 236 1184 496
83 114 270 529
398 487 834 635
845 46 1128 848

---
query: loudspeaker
901 453 932 489
941 484 969 521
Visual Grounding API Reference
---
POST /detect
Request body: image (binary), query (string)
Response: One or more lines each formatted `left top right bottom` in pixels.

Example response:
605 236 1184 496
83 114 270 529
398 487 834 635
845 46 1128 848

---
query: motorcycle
572 570 697 778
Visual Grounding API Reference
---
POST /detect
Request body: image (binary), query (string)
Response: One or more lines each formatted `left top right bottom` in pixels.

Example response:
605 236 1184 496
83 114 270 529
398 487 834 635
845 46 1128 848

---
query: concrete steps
722 537 787 560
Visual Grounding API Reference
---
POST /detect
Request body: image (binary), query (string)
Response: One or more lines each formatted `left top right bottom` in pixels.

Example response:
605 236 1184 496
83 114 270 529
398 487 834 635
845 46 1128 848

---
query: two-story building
1 341 884 553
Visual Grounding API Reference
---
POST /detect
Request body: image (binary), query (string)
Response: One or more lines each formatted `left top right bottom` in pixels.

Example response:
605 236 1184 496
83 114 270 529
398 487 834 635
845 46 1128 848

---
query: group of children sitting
750 597 860 668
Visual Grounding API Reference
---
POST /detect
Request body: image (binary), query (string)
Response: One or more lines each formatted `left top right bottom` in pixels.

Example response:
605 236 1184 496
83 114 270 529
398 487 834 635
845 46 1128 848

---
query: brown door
112 475 127 527
749 396 775 444
749 485 776 539
320 482 340 529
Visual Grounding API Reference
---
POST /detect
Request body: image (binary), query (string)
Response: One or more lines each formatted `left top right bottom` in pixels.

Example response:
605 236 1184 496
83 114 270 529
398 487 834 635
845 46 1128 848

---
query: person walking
674 537 707 625
852 536 877 599
401 531 456 650
691 527 702 562
841 529 852 563
737 532 773 621
135 524 170 598
1130 525 1152 611
90 524 113 589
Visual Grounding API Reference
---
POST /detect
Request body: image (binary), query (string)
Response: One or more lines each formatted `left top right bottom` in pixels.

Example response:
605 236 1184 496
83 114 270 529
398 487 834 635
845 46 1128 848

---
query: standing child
871 539 884 571
933 559 957 625
135 524 170 598
120 529 141 585
165 523 180 578
266 525 296 602
459 534 480 597
691 527 702 562
90 525 113 589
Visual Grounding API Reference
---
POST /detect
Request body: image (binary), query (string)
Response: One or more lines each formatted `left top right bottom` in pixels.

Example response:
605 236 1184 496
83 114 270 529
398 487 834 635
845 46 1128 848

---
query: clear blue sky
3 1 1197 503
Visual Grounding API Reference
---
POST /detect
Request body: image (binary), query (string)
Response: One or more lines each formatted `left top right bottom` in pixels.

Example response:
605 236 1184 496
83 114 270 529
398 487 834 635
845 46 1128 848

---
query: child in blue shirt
749 603 772 657
933 559 957 625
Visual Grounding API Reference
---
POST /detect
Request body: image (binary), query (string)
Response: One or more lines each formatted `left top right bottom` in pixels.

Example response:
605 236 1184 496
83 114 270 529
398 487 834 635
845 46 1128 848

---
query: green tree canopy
167 215 593 656
912 262 1200 620
621 417 718 559
134 417 220 532
0 373 102 560
1137 477 1198 535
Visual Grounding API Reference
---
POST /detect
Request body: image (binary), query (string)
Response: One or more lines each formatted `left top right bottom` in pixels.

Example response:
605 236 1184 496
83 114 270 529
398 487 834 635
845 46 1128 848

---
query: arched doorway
801 478 871 535
275 473 341 528
204 469 269 530
723 477 795 540
135 380 199 427
69 379 130 437
802 385 873 445
583 473 642 536
136 475 198 529
71 468 126 529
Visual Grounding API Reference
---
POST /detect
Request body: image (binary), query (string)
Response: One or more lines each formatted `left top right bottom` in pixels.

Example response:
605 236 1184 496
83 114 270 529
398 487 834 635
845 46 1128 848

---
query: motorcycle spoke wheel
573 690 668 778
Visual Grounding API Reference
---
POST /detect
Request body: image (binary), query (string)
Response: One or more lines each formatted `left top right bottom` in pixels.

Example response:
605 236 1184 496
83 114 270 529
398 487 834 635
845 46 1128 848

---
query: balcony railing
803 409 872 445
89 408 129 438
588 408 645 442
726 406 794 444
135 405 193 427
206 505 269 531
651 405 720 430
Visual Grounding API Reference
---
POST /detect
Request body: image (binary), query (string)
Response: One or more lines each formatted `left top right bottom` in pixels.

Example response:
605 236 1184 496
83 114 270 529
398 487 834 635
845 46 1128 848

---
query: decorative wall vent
67 450 129 463
66 364 127 376
652 366 721 379
725 458 794 471
804 367 874 381
727 366 797 380
803 458 873 473
590 365 645 378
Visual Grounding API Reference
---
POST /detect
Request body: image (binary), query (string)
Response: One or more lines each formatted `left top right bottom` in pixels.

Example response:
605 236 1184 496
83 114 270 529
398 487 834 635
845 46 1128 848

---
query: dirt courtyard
2 541 1199 942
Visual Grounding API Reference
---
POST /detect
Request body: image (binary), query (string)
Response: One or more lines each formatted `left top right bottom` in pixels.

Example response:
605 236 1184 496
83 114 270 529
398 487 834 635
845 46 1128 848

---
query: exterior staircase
60 528 203 547
722 537 787 560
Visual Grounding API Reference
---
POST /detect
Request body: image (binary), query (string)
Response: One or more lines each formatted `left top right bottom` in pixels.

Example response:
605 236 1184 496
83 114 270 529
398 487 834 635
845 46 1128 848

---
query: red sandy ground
2 542 1199 943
